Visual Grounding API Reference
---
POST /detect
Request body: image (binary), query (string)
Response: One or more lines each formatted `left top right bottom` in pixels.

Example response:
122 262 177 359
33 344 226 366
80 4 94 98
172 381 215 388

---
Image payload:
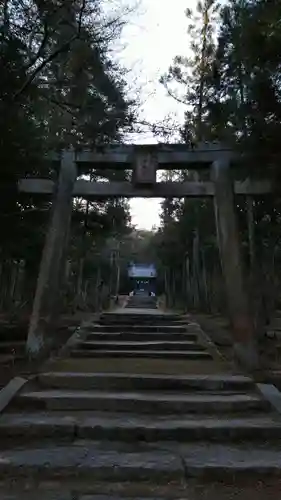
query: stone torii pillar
212 158 259 370
26 151 77 358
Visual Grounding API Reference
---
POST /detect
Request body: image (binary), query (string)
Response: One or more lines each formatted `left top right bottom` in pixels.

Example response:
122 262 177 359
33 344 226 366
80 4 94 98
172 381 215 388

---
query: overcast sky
116 0 196 230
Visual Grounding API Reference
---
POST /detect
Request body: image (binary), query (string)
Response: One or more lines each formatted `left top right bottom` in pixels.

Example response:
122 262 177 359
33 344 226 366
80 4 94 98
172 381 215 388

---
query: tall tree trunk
201 248 209 311
197 5 209 141
164 268 169 307
184 256 189 307
115 262 120 297
10 262 18 307
95 267 101 311
14 260 25 307
192 231 200 309
247 196 255 271
76 257 84 306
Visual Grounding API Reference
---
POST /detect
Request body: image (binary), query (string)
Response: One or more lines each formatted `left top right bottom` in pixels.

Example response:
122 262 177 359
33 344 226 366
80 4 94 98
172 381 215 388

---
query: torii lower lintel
18 178 272 198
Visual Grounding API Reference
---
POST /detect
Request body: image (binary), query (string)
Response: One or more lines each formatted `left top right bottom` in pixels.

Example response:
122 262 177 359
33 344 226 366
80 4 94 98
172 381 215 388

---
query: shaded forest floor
0 311 95 388
0 296 125 388
195 311 281 381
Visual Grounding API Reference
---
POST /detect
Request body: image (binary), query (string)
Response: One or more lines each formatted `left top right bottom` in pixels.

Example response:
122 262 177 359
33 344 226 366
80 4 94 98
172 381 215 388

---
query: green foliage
156 0 281 312
0 0 135 309
160 0 219 142
206 0 281 163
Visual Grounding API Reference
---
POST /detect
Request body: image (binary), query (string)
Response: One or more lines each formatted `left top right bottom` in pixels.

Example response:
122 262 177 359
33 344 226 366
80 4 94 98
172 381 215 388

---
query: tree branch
14 35 77 99
164 84 188 105
27 2 70 70
3 0 9 33
78 0 87 35
14 0 87 100
41 93 79 116
26 21 49 70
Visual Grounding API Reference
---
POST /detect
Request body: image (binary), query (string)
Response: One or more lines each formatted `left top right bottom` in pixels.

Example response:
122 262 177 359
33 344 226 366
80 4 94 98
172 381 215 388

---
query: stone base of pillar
233 340 260 372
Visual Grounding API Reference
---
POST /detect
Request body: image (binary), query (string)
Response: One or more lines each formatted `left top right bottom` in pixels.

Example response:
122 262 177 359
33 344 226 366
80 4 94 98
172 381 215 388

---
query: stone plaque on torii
18 143 273 369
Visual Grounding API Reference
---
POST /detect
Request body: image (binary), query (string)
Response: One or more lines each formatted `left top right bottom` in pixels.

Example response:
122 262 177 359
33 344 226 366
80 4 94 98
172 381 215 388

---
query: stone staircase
69 308 212 361
1 304 281 496
125 293 158 309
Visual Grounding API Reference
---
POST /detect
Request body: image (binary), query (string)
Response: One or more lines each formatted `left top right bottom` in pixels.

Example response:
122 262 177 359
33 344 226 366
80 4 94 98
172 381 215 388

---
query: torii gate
19 143 272 369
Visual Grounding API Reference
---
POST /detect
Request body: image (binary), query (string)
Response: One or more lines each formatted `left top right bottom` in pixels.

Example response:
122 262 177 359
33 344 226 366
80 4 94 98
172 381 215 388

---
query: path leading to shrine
0 295 281 498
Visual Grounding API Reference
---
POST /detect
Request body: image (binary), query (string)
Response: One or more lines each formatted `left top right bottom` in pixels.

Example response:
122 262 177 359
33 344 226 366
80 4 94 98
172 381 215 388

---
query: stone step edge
77 344 206 352
70 350 212 358
81 341 200 345
39 372 253 383
16 390 266 413
1 464 280 481
19 389 262 400
85 333 198 339
1 414 281 441
38 372 255 390
95 327 185 330
1 448 281 480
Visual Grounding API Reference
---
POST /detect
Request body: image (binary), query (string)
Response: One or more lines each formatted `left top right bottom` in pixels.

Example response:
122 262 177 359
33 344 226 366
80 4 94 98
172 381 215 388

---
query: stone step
48 357 229 375
127 295 156 299
91 325 188 333
126 300 157 305
0 490 279 500
1 412 280 443
126 297 156 300
126 296 156 301
15 389 267 413
126 302 156 305
126 305 157 309
70 349 212 360
0 441 184 482
1 440 281 480
99 314 180 325
39 372 254 392
79 341 204 352
85 331 198 342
